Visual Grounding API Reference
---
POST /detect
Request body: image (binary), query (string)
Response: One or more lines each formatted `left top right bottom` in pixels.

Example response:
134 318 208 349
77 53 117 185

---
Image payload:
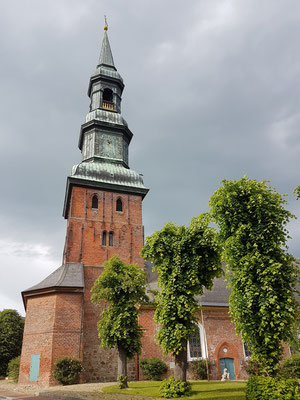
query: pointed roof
23 263 84 293
98 30 116 70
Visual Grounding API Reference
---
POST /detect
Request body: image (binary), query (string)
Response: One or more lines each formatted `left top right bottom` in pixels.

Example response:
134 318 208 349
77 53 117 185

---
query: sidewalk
0 391 56 400
0 381 118 400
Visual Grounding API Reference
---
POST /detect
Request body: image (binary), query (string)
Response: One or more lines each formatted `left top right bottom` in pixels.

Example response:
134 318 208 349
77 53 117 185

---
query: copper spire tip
104 15 108 31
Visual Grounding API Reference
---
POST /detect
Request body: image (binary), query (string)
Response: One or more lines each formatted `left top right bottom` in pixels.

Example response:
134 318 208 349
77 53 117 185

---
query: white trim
187 323 207 361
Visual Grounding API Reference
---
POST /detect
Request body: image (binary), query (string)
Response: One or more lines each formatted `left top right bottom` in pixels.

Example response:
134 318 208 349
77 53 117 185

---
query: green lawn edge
102 380 246 400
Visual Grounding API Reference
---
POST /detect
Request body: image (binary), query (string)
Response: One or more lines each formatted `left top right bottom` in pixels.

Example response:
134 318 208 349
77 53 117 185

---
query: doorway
220 358 236 380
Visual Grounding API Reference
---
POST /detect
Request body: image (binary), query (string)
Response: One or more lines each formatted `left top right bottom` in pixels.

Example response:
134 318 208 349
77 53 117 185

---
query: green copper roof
71 160 147 190
98 30 115 69
85 109 128 126
90 30 123 85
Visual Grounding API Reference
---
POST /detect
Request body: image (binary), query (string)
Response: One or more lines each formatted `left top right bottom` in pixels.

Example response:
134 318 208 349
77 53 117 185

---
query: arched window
187 323 207 361
92 194 98 209
116 198 123 212
103 88 113 102
102 231 107 246
109 231 114 246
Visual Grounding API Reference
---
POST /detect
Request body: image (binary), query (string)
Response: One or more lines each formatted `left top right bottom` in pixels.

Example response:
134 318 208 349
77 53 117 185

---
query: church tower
19 25 148 385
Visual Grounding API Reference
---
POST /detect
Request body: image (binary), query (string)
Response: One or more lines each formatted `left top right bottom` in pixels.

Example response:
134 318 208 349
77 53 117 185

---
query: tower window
109 231 114 246
102 231 107 246
92 194 98 209
103 88 113 102
116 198 123 212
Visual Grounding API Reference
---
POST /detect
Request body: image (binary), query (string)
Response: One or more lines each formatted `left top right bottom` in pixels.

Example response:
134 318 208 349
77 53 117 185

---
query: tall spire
98 20 115 69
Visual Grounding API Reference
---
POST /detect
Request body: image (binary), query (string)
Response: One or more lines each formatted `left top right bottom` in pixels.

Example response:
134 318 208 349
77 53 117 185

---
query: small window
116 198 123 212
92 194 98 209
103 88 113 102
189 329 202 359
102 231 107 246
187 323 206 361
109 231 114 246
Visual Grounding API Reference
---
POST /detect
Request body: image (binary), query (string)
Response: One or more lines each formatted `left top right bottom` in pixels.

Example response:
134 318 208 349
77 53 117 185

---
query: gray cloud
0 0 299 314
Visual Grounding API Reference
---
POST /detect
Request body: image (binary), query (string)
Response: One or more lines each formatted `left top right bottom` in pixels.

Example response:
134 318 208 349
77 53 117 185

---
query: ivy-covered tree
294 186 300 200
210 176 299 376
91 255 147 387
0 309 24 377
141 214 222 381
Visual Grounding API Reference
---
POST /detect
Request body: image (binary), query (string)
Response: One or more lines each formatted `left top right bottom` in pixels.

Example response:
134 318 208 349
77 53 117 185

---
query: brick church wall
200 308 247 380
19 292 83 385
61 187 145 382
138 306 249 381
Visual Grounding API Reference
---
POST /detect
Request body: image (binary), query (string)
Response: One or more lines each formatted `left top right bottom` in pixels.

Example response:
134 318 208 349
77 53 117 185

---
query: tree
209 176 299 376
0 309 24 377
294 186 300 200
141 214 222 381
91 255 147 387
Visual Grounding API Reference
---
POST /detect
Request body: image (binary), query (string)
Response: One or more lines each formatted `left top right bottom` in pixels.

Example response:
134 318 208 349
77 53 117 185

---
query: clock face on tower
100 133 121 160
104 139 113 157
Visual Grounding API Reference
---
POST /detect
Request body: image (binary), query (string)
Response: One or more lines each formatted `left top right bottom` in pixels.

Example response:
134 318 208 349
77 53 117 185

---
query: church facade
18 27 290 385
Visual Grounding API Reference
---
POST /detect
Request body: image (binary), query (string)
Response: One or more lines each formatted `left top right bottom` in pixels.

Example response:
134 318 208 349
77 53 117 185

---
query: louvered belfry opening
102 88 114 110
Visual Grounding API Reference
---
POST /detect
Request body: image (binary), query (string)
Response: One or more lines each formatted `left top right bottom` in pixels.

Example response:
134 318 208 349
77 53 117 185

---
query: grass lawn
102 380 246 400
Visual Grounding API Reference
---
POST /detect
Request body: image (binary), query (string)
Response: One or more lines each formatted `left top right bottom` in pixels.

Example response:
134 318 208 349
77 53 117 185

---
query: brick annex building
19 27 291 385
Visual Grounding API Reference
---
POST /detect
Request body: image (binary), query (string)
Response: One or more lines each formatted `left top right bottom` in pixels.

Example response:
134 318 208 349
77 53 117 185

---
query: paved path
0 391 56 400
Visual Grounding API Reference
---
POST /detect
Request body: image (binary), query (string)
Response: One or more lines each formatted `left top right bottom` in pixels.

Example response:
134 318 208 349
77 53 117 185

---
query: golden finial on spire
104 15 108 31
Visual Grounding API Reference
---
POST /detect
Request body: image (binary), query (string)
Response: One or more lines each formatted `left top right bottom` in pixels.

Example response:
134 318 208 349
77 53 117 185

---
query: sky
0 0 300 316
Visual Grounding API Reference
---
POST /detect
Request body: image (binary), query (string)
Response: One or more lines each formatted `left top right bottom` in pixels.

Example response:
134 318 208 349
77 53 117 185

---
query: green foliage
281 354 300 379
7 356 20 383
52 357 83 385
117 374 128 389
141 214 222 356
159 376 192 398
246 376 299 400
294 186 300 200
210 177 299 375
140 357 168 380
91 255 147 358
190 359 212 380
244 360 263 376
0 309 24 377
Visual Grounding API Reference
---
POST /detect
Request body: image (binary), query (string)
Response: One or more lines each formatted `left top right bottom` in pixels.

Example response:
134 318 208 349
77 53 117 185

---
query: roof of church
145 259 300 307
89 28 123 86
70 160 147 192
85 109 128 126
98 29 115 69
23 262 84 294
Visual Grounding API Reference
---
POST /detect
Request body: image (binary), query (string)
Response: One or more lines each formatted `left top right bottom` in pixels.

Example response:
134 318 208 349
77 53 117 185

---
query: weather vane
104 15 108 31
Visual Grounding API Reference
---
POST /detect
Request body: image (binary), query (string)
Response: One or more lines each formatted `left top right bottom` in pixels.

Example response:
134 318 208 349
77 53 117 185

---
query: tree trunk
117 344 128 388
174 344 187 382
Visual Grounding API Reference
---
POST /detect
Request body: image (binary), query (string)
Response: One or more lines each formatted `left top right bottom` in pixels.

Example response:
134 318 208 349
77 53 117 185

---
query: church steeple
98 28 115 69
63 25 148 218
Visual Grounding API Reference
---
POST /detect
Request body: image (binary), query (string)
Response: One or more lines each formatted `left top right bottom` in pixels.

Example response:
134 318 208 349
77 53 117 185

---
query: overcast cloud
0 0 299 315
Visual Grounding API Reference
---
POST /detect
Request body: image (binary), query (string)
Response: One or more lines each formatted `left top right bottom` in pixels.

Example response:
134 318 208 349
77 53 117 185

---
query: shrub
52 357 83 385
159 376 191 398
117 374 128 389
281 354 300 379
246 376 299 400
245 360 263 376
140 357 168 380
190 359 212 380
7 356 20 383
